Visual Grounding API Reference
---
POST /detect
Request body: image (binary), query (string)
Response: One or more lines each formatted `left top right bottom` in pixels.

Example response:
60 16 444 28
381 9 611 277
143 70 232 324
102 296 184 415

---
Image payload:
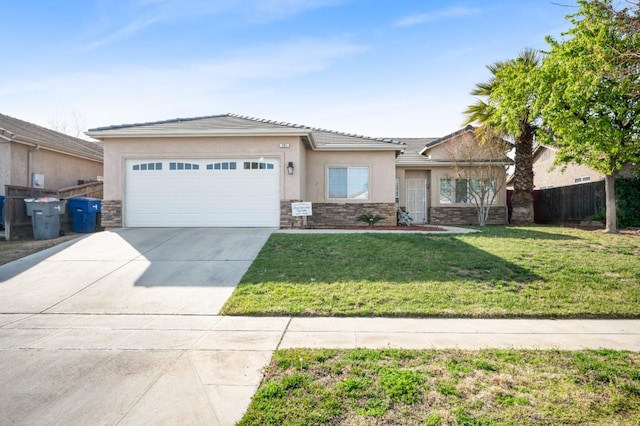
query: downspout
27 144 40 187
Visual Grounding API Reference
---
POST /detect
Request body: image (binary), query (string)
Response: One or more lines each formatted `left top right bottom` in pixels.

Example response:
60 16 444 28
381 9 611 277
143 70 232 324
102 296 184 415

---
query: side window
455 179 469 204
439 179 452 204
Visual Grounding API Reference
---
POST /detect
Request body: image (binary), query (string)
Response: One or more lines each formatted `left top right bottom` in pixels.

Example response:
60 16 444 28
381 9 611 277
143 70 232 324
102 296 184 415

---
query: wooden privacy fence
2 182 103 240
534 180 605 224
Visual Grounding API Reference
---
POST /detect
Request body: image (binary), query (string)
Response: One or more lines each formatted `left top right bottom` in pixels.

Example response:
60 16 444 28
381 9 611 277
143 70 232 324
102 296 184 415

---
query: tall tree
464 49 541 225
590 0 640 96
535 0 640 233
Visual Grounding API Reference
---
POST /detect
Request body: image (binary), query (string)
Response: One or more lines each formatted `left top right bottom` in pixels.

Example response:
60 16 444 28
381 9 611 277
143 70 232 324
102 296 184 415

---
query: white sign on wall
291 201 312 217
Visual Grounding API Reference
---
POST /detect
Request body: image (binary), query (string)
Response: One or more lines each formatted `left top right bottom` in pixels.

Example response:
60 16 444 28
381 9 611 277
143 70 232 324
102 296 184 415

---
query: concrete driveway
0 227 274 315
0 228 276 425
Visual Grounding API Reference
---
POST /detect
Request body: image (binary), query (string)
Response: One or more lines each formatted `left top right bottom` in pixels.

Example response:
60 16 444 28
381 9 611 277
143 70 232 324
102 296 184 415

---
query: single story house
0 113 104 195
396 126 510 225
87 115 509 228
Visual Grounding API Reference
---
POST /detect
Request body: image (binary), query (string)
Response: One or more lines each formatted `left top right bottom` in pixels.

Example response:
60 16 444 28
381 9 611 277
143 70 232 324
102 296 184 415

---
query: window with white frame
328 167 369 199
441 178 497 205
440 179 452 204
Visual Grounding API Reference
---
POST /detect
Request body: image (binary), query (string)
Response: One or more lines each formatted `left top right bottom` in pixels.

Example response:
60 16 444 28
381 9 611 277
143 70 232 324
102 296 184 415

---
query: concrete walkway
1 313 639 425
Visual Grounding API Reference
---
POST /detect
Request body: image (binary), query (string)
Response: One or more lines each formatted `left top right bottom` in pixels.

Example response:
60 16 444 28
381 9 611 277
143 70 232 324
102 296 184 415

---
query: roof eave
12 135 103 163
85 128 313 139
315 144 403 152
396 160 513 167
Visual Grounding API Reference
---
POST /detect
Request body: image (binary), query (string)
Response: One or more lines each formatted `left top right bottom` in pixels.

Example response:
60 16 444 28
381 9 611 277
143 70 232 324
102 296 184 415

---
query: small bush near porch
221 227 640 318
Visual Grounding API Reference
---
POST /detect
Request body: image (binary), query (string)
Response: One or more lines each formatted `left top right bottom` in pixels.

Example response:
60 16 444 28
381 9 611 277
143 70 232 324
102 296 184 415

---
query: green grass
221 226 640 317
238 348 640 425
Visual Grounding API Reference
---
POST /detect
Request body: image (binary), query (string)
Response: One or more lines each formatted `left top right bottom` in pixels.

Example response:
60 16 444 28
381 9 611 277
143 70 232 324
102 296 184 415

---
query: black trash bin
24 197 67 240
68 197 101 233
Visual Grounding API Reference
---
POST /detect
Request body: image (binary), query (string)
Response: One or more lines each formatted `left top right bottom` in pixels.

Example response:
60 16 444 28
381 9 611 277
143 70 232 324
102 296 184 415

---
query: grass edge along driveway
221 226 640 318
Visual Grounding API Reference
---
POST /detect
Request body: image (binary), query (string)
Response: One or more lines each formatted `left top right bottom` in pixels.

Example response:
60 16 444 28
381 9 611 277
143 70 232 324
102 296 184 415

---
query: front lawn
221 227 640 317
239 348 640 425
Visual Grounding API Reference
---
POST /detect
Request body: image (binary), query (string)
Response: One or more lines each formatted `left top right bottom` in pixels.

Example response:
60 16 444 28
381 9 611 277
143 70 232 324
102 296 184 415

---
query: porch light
287 161 294 175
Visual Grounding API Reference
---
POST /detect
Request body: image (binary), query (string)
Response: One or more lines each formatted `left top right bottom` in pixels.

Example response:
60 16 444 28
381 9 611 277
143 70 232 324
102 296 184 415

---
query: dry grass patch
239 348 640 425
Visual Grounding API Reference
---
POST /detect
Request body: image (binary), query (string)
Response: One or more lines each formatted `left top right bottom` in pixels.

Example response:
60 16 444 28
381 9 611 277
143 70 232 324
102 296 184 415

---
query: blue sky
1 0 577 138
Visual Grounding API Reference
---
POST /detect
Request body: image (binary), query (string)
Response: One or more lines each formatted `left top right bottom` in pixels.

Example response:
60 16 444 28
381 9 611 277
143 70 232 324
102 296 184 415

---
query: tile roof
394 138 439 166
87 113 405 151
0 113 103 161
419 125 475 153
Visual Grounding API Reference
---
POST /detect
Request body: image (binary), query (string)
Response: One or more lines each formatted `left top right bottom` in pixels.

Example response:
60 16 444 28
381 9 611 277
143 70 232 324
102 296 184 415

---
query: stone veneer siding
280 201 397 228
101 200 123 228
429 206 508 226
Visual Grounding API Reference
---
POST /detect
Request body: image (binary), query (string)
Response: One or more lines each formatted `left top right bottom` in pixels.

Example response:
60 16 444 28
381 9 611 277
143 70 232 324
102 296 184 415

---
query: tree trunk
510 123 535 224
604 174 618 233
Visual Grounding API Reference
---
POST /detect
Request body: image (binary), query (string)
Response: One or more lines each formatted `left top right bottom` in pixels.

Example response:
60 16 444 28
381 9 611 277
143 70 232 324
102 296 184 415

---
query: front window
328 167 369 199
441 178 497 205
440 179 452 204
455 179 469 203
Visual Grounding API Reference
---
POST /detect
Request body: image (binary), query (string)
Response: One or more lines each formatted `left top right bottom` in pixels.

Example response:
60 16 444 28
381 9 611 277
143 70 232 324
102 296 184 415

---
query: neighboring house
87 115 509 228
530 145 603 189
396 126 510 226
0 113 104 196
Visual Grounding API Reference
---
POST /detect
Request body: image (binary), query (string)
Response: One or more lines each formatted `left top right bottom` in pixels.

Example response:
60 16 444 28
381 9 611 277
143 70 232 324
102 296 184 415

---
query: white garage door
125 159 280 227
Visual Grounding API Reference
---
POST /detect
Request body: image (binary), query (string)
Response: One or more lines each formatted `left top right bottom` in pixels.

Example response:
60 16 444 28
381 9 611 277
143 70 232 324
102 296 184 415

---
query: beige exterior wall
0 142 11 195
30 149 102 190
533 147 603 189
103 135 305 201
304 150 396 203
3 143 102 193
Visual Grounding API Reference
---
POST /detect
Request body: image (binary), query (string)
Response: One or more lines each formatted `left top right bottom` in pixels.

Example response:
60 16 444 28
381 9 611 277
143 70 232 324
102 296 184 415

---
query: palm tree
464 49 541 225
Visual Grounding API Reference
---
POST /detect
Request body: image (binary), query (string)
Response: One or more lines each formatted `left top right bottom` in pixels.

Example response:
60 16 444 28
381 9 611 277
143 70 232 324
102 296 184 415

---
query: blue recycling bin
0 195 4 227
68 197 101 233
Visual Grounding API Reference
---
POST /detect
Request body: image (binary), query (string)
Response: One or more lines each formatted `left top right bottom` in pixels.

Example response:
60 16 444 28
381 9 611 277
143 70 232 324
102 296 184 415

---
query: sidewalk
1 313 638 425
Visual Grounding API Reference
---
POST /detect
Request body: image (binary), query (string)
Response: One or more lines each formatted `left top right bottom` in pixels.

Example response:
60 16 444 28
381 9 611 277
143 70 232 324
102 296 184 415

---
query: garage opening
125 159 280 227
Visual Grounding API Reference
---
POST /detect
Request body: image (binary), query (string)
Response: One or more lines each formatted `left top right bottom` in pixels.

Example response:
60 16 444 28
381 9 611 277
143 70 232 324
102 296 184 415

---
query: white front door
406 179 427 224
125 159 280 227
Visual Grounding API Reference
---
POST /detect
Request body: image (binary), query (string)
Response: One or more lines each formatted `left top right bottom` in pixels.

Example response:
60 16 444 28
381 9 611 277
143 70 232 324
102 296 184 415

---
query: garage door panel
125 159 280 227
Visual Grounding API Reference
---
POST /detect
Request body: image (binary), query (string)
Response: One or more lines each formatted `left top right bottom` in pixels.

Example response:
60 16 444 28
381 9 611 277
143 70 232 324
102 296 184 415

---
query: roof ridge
89 112 405 146
88 113 233 132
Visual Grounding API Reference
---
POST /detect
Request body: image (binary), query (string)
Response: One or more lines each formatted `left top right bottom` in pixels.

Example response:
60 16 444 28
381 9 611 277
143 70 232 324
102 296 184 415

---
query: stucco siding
533 147 603 189
304 150 396 203
103 135 305 201
30 149 102 190
6 143 102 192
0 142 11 195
